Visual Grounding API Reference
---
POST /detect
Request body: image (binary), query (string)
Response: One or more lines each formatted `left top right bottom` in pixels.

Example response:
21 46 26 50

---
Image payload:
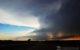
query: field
0 40 80 50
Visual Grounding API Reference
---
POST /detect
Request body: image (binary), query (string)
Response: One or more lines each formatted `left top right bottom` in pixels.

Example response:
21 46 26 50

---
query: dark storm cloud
46 0 80 33
29 0 80 40
23 0 62 16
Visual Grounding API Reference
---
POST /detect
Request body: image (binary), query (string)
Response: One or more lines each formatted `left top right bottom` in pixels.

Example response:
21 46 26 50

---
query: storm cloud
0 0 80 40
29 0 80 40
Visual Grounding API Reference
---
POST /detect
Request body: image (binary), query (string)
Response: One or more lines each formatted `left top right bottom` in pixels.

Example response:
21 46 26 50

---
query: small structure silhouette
28 39 31 41
27 39 31 43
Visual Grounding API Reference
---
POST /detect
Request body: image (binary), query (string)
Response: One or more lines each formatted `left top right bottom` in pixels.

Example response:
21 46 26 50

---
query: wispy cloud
0 29 37 40
0 8 40 28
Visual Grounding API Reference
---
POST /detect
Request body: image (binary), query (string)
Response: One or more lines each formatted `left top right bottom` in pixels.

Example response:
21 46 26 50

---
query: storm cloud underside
29 0 80 40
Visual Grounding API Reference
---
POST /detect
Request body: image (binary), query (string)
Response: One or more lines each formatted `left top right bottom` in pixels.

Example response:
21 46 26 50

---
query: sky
0 0 80 40
0 0 40 40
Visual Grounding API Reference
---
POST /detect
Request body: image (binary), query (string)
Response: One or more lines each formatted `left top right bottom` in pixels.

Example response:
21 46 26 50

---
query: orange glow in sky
61 36 80 40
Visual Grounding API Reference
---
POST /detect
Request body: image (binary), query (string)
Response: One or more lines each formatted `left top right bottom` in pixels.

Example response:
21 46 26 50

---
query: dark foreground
0 40 80 50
